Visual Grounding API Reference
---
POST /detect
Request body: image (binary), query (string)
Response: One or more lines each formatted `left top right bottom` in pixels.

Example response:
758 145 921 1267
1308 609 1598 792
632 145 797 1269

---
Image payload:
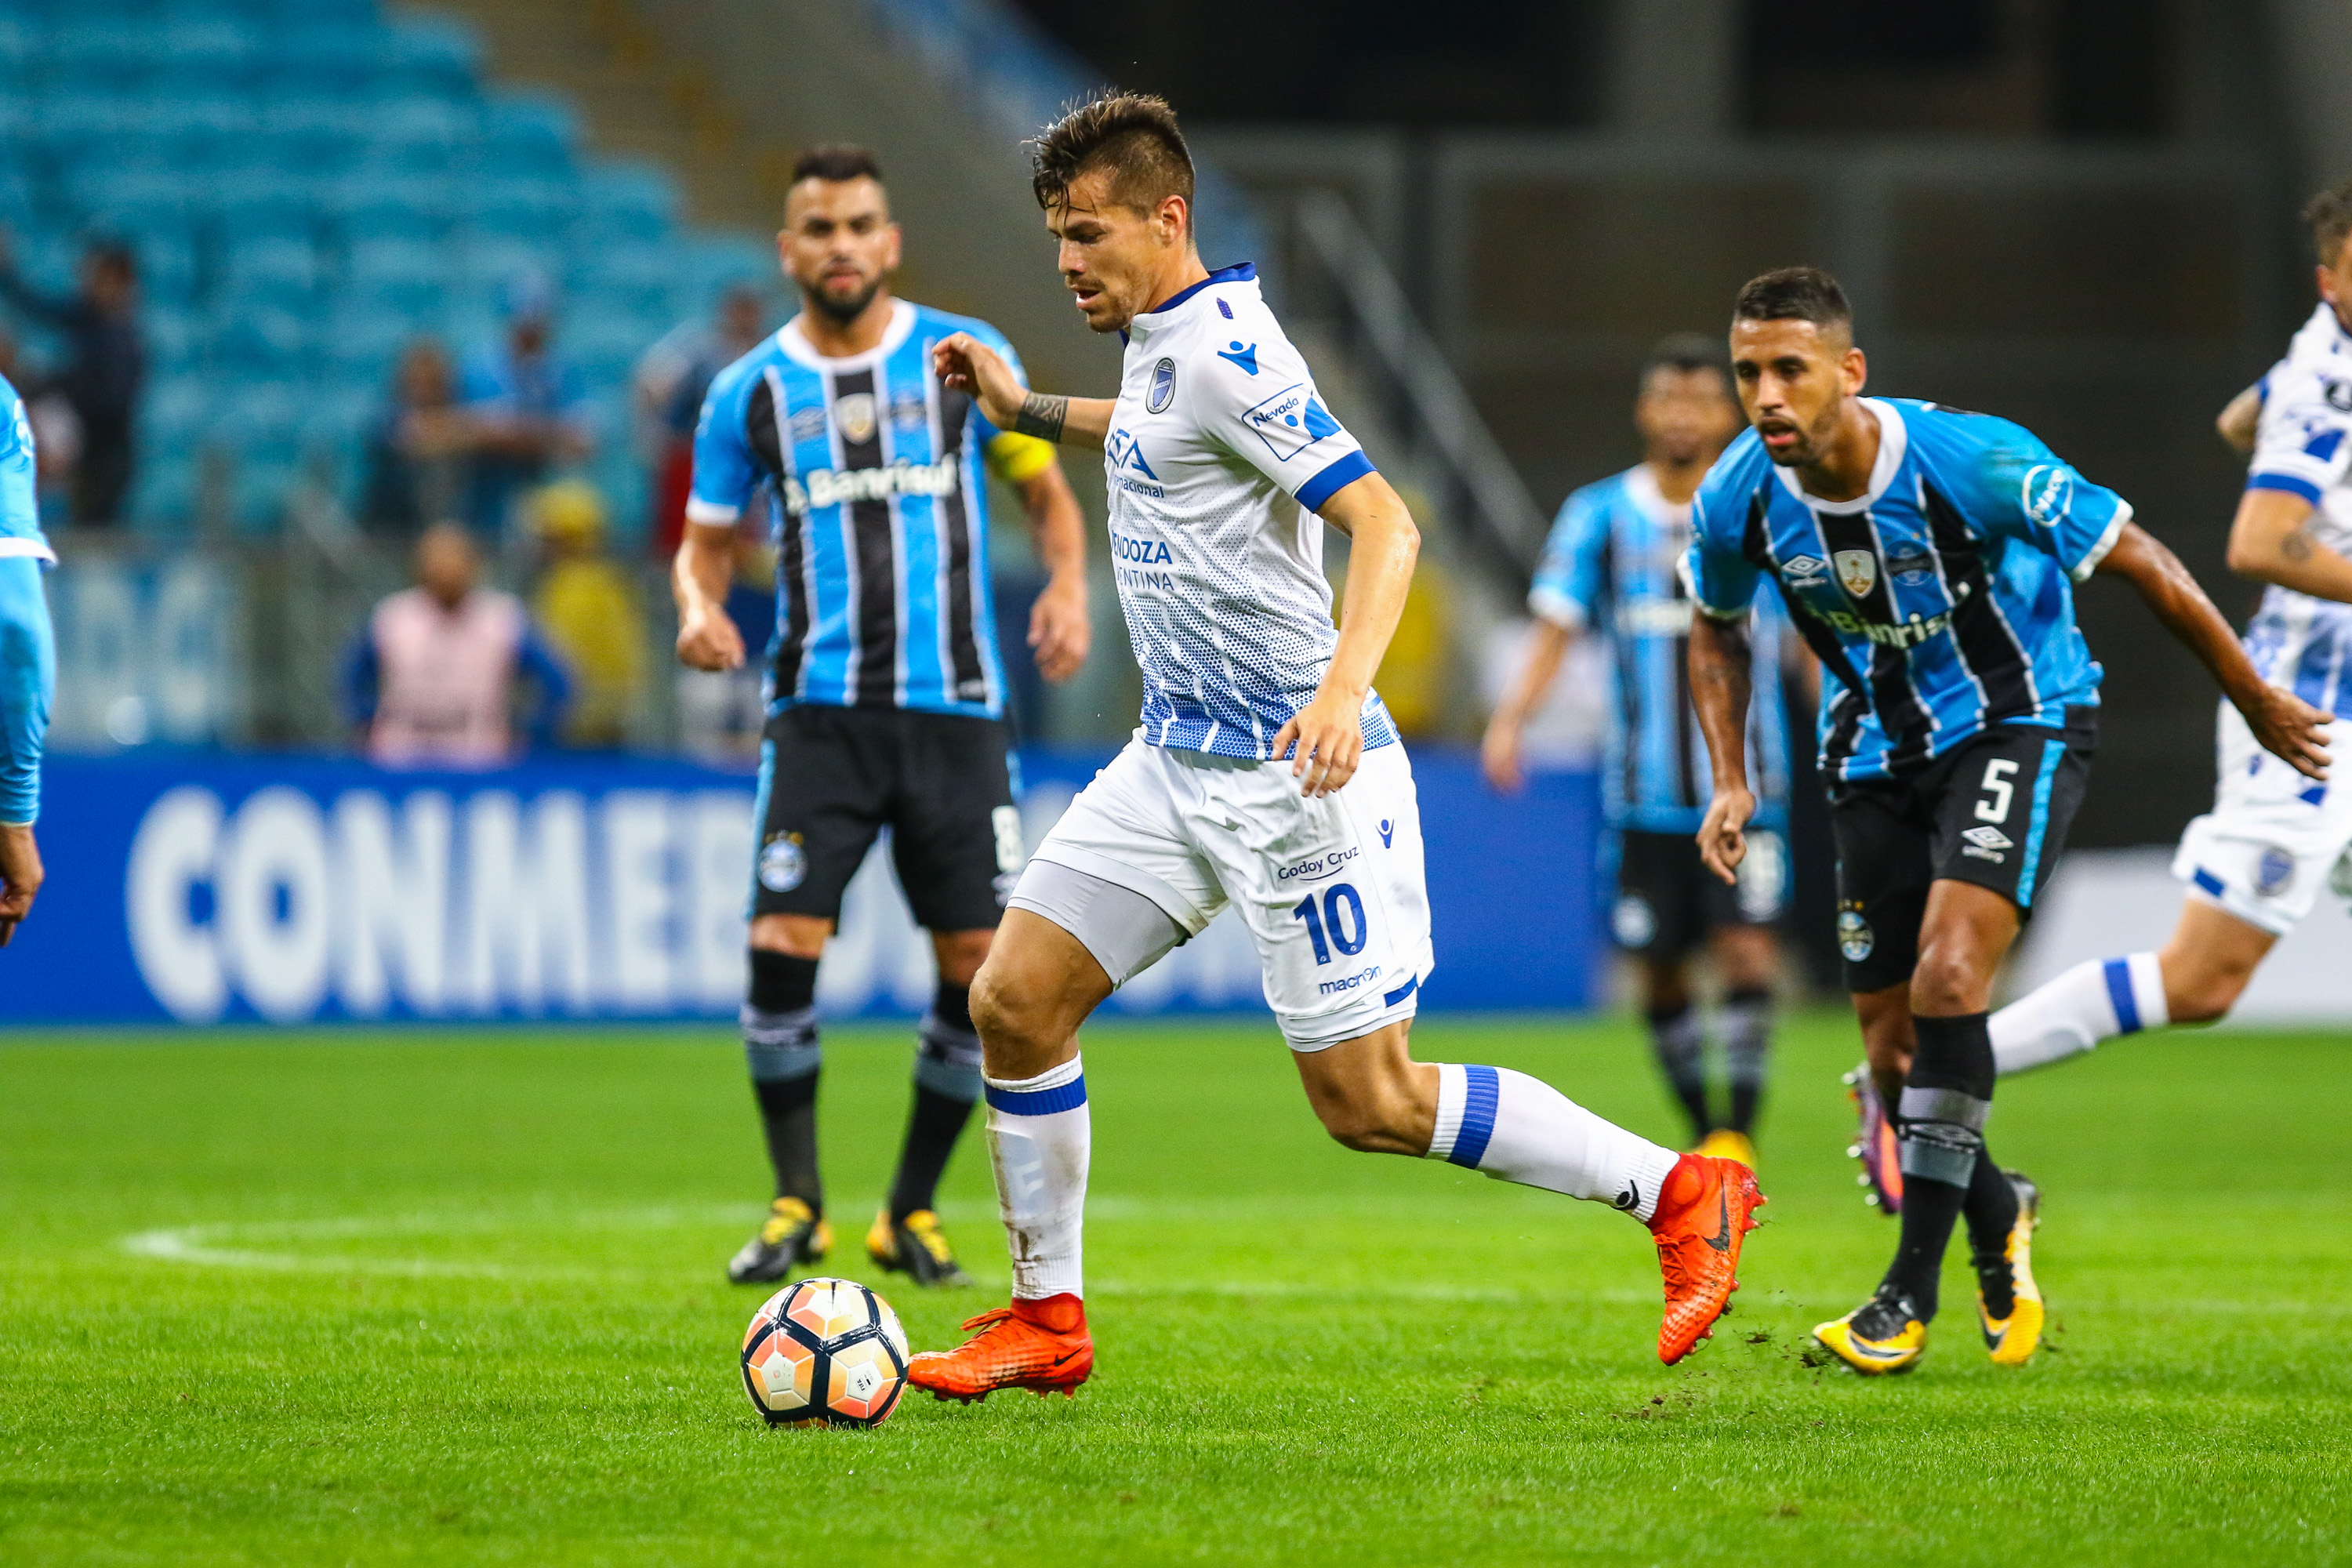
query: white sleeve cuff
2069 503 2129 583
1526 586 1586 631
684 498 741 528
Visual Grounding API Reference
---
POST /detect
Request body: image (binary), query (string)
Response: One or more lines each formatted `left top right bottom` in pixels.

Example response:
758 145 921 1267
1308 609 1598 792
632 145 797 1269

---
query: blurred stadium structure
7 0 2352 1018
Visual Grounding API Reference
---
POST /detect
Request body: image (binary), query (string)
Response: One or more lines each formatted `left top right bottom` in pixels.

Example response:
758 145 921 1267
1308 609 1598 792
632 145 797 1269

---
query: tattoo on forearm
1014 391 1069 442
2282 521 2315 564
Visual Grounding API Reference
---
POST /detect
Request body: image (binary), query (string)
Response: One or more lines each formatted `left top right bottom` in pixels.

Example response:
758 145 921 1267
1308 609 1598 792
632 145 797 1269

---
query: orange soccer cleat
1645 1153 1766 1364
905 1293 1094 1403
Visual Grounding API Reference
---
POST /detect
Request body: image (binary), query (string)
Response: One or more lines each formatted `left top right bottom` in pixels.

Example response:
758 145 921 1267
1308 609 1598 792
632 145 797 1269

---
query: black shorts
1828 709 2096 993
1610 826 1788 966
750 704 1021 931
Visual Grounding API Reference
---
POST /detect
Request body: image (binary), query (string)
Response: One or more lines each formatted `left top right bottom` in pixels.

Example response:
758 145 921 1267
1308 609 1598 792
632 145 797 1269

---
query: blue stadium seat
344 274 445 326
450 234 557 295
151 20 260 95
210 303 310 375
223 232 318 296
324 176 447 244
318 303 411 383
376 16 478 100
43 23 161 92
575 163 679 247
572 246 680 321
477 94 575 180
256 97 366 175
129 452 199 532
267 24 384 96
447 176 573 241
138 370 212 450
201 170 316 236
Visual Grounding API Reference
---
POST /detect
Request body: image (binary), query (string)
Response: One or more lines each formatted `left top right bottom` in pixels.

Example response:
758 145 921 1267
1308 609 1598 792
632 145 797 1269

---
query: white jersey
1105 263 1397 758
2245 303 2352 719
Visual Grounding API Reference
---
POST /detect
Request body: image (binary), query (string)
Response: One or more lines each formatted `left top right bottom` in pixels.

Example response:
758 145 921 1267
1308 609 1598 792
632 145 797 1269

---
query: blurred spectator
457 274 594 541
637 283 768 558
357 339 478 539
343 521 571 767
527 479 644 749
676 515 776 764
0 328 81 516
0 232 142 527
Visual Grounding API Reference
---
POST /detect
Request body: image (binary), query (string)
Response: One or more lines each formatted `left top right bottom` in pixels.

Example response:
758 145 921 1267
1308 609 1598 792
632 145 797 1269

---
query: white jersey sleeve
1189 325 1376 515
2249 353 2352 510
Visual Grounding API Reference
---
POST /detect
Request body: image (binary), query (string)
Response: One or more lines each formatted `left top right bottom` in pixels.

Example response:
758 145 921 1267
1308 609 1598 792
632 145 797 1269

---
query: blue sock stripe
2013 738 2067 907
2102 956 2142 1035
1449 1065 1500 1169
984 1076 1087 1116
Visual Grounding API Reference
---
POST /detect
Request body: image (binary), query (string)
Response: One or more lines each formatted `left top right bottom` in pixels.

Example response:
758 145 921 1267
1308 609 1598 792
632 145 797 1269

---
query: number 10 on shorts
1292 883 1369 966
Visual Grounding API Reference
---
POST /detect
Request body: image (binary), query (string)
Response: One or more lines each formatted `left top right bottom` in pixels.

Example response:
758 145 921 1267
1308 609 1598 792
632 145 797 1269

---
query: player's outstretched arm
931 333 1112 452
1686 612 1757 885
1016 461 1091 683
2095 520 2331 779
2225 486 2352 604
1481 619 1574 793
671 521 747 673
1272 473 1419 798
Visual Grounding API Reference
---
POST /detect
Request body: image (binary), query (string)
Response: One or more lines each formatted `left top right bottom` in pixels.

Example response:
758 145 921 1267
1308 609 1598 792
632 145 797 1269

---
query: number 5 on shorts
1976 759 2018 824
1291 883 1368 966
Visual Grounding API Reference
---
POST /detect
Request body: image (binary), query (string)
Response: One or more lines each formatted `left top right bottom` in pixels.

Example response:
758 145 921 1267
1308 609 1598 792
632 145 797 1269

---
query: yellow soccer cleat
1813 1290 1927 1375
866 1207 972 1287
1693 1129 1757 1170
727 1197 833 1286
1976 1171 2045 1367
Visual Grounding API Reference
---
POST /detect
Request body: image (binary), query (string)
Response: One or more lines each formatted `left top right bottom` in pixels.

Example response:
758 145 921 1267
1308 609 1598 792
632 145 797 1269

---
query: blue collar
1139 261 1255 319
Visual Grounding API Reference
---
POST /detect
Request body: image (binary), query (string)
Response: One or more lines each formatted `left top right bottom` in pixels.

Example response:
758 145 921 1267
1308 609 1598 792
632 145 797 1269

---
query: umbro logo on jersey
782 456 959 514
1780 554 1828 586
1216 340 1259 376
1961 824 2012 862
787 405 829 442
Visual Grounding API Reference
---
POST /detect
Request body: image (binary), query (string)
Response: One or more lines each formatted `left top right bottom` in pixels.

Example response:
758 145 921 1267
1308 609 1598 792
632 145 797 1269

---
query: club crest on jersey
1834 550 1878 599
888 389 928 429
1886 548 1936 586
833 392 878 445
1147 356 1177 413
1242 382 1341 461
2022 463 2073 527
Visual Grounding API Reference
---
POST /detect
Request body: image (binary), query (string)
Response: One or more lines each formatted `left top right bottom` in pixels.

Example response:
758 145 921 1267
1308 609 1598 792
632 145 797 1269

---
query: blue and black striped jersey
686 299 1056 720
1686 397 2128 782
1530 463 1793 833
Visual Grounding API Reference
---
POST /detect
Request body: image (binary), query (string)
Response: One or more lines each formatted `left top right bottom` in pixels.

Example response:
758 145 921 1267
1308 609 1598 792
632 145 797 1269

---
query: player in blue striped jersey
1685 267 2328 1375
0 368 52 946
673 145 1092 1291
1485 336 1805 1163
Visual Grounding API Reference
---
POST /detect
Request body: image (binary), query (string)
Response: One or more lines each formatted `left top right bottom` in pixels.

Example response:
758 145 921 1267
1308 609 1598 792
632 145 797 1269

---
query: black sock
1879 1011 1995 1320
1722 985 1772 1136
1962 1152 2023 1318
1646 1004 1712 1144
887 981 982 1222
744 949 823 1213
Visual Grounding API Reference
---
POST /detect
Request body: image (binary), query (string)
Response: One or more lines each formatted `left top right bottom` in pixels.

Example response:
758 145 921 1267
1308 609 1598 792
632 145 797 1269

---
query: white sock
983 1054 1089 1300
1425 1064 1682 1222
1991 953 2169 1076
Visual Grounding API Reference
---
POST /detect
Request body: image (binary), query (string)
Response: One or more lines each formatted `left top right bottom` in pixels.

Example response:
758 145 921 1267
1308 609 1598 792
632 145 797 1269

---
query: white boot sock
1991 953 2169 1076
983 1054 1090 1300
1425 1063 1682 1222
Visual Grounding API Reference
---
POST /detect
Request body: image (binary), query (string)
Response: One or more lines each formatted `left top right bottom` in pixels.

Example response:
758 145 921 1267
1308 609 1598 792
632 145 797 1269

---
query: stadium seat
210 300 311 376
318 305 412 384
324 176 448 244
257 98 368 176
376 16 479 100
43 24 160 92
202 171 316 237
477 95 576 180
267 25 385 96
151 21 260 96
138 370 213 451
574 163 679 247
450 234 558 296
224 232 320 295
448 178 575 243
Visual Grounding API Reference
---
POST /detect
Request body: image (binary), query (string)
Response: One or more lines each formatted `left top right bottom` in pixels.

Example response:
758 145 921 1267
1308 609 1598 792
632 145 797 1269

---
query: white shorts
2172 703 2352 936
1014 735 1434 1051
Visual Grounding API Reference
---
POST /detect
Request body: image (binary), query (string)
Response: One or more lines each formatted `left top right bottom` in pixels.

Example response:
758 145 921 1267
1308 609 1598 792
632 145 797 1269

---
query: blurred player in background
1686 267 2329 1377
911 93 1763 1405
1981 178 2352 1079
674 144 1091 1290
1485 335 1806 1167
0 366 53 945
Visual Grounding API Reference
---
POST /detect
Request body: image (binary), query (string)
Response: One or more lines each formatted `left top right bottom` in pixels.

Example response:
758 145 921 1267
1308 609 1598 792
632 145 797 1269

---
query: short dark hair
1639 332 1729 394
2303 177 2352 265
1733 266 1853 332
1029 92 1195 224
790 143 883 187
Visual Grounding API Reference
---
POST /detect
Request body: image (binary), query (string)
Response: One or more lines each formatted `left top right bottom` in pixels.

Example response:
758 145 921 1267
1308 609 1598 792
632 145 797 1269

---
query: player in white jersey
899 93 1764 1404
1903 180 2350 1087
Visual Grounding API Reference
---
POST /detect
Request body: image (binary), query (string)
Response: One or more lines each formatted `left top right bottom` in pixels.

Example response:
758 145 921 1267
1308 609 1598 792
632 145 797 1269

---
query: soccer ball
739 1276 909 1428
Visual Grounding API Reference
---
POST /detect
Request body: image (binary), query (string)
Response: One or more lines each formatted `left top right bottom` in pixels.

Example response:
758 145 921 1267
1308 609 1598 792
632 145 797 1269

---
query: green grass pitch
3 1010 2349 1566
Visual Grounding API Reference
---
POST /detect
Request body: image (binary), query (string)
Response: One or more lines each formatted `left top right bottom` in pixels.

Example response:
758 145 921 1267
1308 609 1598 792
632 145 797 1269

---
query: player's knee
1316 1098 1417 1156
2165 962 2249 1025
1909 943 1991 1018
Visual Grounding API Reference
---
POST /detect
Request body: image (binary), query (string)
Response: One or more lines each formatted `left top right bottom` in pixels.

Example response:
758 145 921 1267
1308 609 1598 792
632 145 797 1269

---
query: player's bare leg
906 910 1108 1401
1292 1022 1765 1364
